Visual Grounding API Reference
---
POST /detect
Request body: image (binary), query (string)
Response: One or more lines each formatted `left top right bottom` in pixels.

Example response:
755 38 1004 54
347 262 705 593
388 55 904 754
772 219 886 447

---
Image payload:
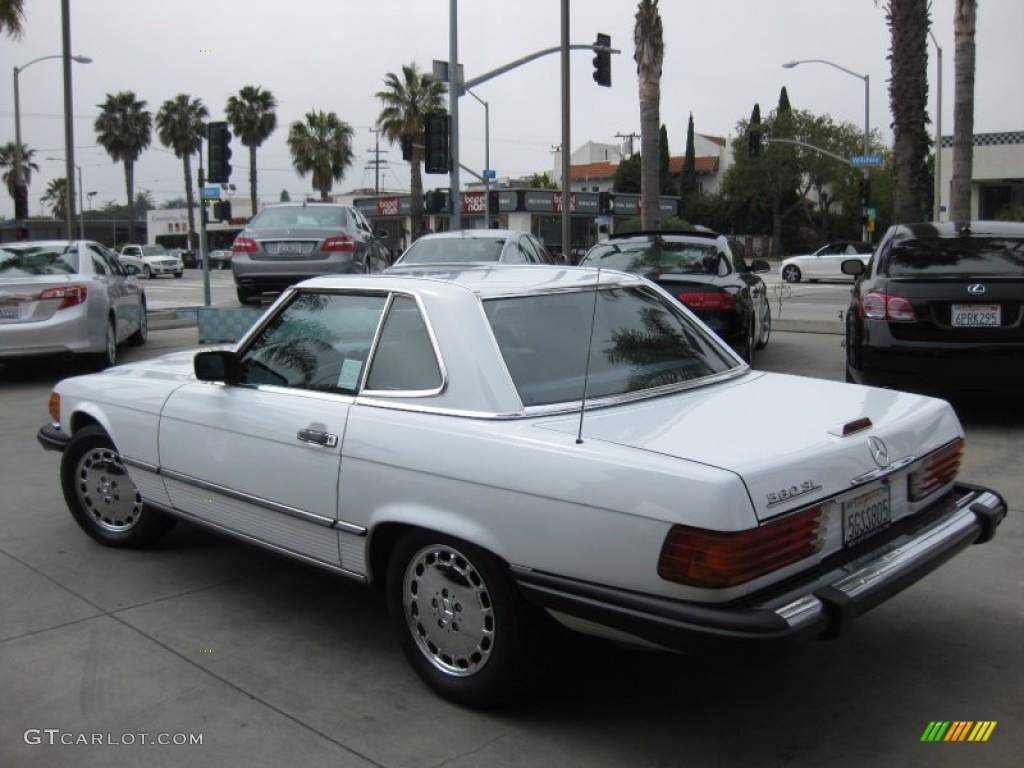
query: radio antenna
576 268 601 445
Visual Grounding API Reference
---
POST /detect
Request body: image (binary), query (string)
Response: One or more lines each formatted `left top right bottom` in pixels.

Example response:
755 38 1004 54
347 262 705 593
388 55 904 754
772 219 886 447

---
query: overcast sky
3 0 1022 216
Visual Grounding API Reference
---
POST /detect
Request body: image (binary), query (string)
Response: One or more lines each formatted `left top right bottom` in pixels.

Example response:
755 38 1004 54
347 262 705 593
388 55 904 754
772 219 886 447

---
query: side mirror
841 258 866 277
123 263 141 276
376 229 390 240
194 350 240 383
749 259 771 274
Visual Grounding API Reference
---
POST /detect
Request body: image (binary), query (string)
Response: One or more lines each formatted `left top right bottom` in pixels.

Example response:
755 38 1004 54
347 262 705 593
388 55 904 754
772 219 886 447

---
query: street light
783 58 870 242
928 30 943 222
45 156 84 240
464 87 491 226
12 54 92 222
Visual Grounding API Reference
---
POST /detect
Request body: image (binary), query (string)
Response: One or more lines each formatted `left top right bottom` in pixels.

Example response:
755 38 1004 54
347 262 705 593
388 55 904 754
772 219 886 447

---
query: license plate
0 305 19 319
952 303 1000 327
842 486 891 547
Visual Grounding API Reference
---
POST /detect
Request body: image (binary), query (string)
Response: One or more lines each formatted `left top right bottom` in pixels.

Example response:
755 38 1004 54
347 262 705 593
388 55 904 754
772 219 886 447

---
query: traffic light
425 190 447 213
213 201 232 222
598 191 612 214
858 177 872 208
13 184 28 220
400 135 413 162
592 33 611 87
423 113 450 175
488 189 500 213
207 121 233 184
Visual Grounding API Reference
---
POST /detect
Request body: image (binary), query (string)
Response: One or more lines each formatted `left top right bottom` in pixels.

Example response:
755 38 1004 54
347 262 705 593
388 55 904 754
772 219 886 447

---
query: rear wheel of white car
781 264 801 283
60 425 176 548
387 530 546 708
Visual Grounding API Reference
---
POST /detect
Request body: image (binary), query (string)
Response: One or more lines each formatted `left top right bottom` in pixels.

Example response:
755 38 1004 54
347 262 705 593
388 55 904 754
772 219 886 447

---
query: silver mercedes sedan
0 240 147 368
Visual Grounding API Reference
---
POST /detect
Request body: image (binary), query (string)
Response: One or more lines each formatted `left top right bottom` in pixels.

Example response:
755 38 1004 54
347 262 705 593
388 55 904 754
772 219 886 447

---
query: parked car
1 240 147 367
580 229 772 362
170 248 198 269
843 220 1024 396
230 202 391 305
781 240 874 283
207 249 232 270
389 229 558 268
38 265 1005 708
118 244 184 279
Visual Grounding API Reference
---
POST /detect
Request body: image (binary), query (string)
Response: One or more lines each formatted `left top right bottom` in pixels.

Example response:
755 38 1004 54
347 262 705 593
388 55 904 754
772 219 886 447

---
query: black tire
60 425 176 548
92 317 117 369
174 271 183 279
754 299 772 350
236 286 256 305
127 301 148 347
143 265 154 279
740 315 755 364
781 264 801 283
386 530 548 709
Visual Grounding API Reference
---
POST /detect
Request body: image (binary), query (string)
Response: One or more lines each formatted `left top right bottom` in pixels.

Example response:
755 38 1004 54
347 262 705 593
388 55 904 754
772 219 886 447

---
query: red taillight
232 237 258 253
678 290 734 311
861 290 916 322
658 507 824 588
322 235 356 252
39 285 87 310
908 438 964 501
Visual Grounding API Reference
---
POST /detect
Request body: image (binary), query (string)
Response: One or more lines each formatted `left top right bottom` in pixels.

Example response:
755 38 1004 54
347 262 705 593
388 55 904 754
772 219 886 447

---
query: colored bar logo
921 721 997 742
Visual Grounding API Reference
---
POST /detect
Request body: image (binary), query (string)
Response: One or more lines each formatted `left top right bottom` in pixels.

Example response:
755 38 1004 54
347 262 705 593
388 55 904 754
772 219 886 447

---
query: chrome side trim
145 498 368 581
122 456 160 474
159 468 360 531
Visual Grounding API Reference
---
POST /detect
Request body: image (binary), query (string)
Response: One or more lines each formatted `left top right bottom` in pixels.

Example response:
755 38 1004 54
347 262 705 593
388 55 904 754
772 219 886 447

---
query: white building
937 130 1024 220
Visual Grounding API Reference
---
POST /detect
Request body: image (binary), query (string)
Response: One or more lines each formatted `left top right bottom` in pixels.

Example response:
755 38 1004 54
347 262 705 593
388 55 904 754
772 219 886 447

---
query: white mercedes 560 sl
38 265 1005 708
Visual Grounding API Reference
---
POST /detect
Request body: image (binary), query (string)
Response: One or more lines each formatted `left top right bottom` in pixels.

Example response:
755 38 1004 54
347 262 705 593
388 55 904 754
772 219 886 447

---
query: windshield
0 245 78 276
141 246 169 256
484 285 738 407
886 236 1024 277
585 240 721 275
250 206 349 229
400 237 506 264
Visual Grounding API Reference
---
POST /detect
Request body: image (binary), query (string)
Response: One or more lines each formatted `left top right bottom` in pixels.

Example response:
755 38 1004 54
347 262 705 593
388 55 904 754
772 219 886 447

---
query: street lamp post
783 58 870 242
928 30 943 222
464 88 491 226
12 54 92 223
45 156 85 239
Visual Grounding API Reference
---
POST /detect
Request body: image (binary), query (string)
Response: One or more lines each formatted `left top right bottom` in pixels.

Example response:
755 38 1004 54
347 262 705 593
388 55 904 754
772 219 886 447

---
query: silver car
230 202 391 304
0 240 147 368
389 229 558 268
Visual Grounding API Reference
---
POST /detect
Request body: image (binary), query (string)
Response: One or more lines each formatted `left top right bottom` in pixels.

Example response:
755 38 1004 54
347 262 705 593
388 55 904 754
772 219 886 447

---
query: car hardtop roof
301 264 643 298
891 220 1024 240
605 228 723 242
415 229 523 240
2 239 86 249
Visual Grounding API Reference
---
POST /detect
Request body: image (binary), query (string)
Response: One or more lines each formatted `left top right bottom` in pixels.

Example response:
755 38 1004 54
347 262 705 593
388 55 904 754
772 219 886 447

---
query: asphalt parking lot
1 325 1021 767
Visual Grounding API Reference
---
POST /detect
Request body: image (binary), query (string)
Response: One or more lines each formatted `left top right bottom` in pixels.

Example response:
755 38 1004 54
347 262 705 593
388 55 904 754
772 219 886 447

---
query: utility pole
367 127 385 195
615 132 639 158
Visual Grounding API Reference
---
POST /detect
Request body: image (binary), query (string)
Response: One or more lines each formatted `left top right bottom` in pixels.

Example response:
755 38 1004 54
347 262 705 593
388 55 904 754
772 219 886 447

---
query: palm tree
0 141 39 197
94 91 152 242
949 0 977 224
376 63 447 238
0 0 26 38
41 177 68 220
884 0 932 223
634 0 664 231
225 86 278 217
156 94 208 249
287 111 354 200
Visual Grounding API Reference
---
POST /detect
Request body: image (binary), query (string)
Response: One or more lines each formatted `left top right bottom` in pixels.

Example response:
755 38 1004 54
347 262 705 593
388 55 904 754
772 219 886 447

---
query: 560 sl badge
767 479 822 507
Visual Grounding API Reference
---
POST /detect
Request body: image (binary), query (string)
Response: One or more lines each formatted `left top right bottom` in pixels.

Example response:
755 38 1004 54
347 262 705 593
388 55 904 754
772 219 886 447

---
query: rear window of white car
0 246 78 275
400 237 506 264
484 285 739 406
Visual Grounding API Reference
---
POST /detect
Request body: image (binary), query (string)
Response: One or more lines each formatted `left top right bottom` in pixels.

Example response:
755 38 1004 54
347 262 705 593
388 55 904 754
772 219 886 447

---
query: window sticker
339 358 363 391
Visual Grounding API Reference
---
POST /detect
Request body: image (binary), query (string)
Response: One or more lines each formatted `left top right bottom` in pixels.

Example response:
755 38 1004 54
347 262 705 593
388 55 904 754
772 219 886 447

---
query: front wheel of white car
60 426 176 548
387 531 547 709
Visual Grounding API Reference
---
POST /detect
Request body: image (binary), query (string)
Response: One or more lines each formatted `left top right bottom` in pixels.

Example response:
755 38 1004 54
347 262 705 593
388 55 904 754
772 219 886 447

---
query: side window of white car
365 296 442 393
237 292 387 394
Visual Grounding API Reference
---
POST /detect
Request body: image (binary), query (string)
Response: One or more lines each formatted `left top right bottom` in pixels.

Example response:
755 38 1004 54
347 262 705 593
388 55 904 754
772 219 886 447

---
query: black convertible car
581 229 772 362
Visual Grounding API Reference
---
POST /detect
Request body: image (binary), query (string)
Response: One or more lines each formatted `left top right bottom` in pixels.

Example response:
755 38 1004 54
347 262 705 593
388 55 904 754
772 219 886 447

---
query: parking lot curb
773 318 844 335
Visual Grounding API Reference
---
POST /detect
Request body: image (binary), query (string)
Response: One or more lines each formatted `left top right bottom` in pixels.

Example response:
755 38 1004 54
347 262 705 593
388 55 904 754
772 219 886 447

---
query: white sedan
780 240 874 283
37 266 1005 708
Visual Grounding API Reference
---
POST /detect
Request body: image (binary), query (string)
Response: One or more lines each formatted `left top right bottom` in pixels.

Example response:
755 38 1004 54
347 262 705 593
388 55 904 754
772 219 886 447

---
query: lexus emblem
868 436 890 468
967 283 986 295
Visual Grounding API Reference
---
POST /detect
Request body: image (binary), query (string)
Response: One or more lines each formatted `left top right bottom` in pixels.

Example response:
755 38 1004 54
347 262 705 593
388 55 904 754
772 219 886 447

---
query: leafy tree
0 0 26 38
287 111 354 200
524 172 558 189
41 177 68 220
279 189 291 202
225 86 278 218
0 141 38 200
949 0 977 223
94 91 152 242
376 63 447 238
161 197 190 210
679 114 698 215
613 153 641 193
634 0 664 230
659 124 672 194
883 0 932 222
156 94 208 244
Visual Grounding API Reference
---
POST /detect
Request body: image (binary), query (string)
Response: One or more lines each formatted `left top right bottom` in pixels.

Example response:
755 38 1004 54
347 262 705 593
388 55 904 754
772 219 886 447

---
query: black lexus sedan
580 229 772 362
843 221 1024 396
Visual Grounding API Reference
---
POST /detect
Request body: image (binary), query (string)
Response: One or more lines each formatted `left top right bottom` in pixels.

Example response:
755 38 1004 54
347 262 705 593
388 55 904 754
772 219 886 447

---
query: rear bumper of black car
511 483 1005 657
851 343 1024 395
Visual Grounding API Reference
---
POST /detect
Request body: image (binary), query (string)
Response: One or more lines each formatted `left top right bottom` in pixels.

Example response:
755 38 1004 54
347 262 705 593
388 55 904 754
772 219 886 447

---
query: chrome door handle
296 428 338 448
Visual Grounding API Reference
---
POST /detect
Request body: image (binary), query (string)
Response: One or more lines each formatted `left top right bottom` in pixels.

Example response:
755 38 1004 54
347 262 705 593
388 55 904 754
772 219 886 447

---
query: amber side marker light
658 507 824 588
48 392 60 422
